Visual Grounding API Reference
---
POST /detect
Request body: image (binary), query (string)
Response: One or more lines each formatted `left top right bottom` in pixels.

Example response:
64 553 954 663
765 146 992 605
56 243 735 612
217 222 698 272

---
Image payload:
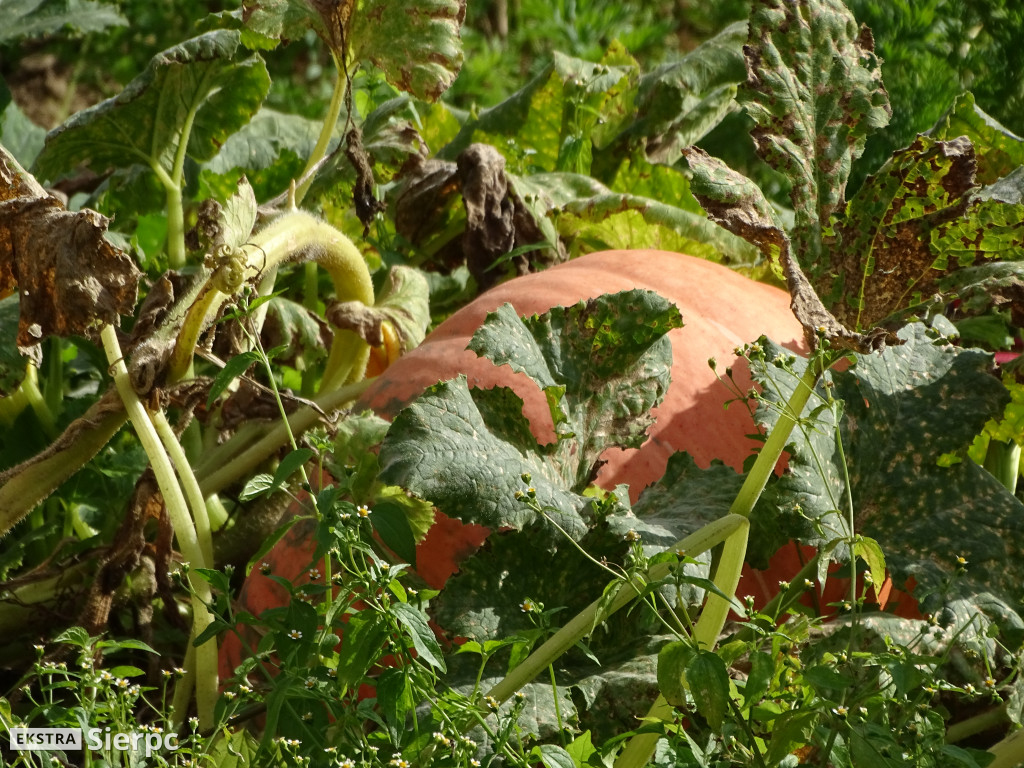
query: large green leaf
519 171 759 266
33 30 269 182
0 0 126 43
378 290 682 534
203 107 322 178
751 325 1024 638
242 0 464 102
0 80 45 167
598 21 747 169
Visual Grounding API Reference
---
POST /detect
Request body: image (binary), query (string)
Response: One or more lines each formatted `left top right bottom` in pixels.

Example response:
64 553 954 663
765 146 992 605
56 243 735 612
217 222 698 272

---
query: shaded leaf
686 650 730 731
271 448 315 489
207 350 261 407
368 494 418 565
0 0 126 43
604 21 747 166
533 744 576 768
657 640 691 707
753 325 1024 639
0 147 140 356
34 30 270 182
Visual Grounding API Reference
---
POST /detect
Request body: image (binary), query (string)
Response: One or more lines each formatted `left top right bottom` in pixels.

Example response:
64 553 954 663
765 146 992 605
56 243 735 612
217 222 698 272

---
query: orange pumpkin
218 250 918 683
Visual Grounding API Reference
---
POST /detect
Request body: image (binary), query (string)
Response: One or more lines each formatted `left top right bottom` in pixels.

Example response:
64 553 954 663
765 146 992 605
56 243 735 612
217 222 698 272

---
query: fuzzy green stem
20 363 57 438
100 324 216 729
167 211 374 391
0 399 128 536
151 161 186 270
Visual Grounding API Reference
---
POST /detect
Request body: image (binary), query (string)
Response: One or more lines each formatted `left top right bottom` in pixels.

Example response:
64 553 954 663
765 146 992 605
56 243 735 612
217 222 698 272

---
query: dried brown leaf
0 147 140 358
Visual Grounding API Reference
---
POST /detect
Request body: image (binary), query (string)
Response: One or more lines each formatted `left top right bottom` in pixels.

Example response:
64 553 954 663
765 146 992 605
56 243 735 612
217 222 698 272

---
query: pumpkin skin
219 250 918 683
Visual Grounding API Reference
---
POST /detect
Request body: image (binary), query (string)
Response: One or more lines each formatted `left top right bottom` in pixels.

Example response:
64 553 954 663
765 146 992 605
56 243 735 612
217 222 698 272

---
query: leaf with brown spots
828 134 1024 330
751 326 1024 640
0 146 140 358
929 92 1024 185
349 0 465 102
741 0 891 275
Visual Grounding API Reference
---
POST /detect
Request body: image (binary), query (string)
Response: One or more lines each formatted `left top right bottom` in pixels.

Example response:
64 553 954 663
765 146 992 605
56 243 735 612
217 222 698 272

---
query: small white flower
288 629 303 640
357 505 372 518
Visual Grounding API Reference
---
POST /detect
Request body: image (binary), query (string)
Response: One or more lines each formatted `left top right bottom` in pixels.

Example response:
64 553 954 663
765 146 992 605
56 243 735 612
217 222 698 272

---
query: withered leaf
684 146 895 352
0 146 140 357
326 265 429 353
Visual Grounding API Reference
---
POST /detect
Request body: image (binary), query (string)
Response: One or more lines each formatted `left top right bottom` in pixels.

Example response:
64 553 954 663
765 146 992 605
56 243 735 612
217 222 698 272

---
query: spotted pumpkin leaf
826 135 1024 331
751 325 1024 638
741 0 891 278
378 290 681 536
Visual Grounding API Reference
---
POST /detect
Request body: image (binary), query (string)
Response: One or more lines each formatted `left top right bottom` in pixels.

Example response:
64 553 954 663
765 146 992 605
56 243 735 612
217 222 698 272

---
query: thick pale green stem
984 439 1021 495
295 52 347 207
100 325 216 729
987 727 1024 768
728 362 821 519
485 515 749 704
615 358 823 768
152 162 186 270
195 377 374 495
152 409 215 568
0 401 128 536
